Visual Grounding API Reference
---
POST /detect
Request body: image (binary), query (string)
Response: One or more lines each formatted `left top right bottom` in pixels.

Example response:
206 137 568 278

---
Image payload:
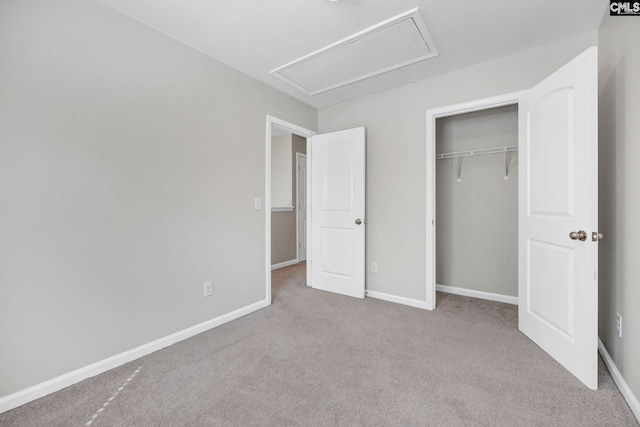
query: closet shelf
436 145 518 181
435 145 518 160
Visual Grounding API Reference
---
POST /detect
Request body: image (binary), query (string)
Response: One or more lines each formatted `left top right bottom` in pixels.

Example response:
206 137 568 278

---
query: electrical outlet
204 281 213 297
616 313 622 338
371 262 378 273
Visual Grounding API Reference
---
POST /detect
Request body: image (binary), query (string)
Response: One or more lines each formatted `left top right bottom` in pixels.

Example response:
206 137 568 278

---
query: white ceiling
99 0 606 108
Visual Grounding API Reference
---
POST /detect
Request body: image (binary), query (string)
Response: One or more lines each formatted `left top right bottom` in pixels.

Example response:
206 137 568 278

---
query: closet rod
435 145 518 160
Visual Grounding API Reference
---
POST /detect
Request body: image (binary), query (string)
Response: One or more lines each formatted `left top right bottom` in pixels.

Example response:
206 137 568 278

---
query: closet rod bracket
504 151 509 180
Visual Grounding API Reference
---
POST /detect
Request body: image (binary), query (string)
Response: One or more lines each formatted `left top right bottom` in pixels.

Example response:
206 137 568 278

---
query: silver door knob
569 230 587 241
592 232 604 242
355 218 362 225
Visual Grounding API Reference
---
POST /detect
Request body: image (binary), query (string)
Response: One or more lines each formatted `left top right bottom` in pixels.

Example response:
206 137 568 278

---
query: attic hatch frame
270 7 439 96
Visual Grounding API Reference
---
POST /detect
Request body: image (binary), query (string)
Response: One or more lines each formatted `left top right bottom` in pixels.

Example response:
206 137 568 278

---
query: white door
296 153 307 262
310 128 365 298
519 47 598 389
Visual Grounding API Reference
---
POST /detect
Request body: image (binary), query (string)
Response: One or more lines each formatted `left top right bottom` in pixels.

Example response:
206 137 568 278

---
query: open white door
310 127 365 299
519 47 598 389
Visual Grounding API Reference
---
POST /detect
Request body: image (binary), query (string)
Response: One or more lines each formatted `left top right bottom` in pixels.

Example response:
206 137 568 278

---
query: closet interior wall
435 105 519 298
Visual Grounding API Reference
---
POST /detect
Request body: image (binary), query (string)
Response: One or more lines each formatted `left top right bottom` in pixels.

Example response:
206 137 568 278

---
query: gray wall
598 15 640 406
271 135 306 265
0 0 316 397
436 106 518 296
318 31 597 301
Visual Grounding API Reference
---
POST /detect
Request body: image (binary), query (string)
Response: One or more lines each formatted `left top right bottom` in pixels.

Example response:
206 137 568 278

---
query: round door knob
355 218 362 225
569 230 587 241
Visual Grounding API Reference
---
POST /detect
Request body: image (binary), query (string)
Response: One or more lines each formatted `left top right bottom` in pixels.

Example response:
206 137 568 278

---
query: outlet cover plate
204 281 213 297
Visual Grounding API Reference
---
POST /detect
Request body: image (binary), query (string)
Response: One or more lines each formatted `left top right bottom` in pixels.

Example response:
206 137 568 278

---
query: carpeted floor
1 262 637 426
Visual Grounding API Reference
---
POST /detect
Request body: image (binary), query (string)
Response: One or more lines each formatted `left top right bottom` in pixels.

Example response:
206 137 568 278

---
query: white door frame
296 152 307 262
425 91 524 310
265 115 316 304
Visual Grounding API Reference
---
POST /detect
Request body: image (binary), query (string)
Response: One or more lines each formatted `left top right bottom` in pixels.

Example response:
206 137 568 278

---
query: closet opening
434 104 519 306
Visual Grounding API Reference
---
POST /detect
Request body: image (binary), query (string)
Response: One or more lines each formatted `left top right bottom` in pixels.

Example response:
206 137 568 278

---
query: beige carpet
1 261 637 426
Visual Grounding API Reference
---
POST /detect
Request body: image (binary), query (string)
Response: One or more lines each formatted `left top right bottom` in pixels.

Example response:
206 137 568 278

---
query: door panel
322 146 354 211
310 128 365 299
528 89 574 217
321 227 354 277
519 47 598 389
528 239 574 337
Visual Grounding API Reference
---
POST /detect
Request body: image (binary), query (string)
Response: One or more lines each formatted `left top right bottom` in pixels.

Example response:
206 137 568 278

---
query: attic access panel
271 8 439 96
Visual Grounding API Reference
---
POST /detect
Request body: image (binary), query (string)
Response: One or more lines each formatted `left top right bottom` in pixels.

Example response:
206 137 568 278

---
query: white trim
271 259 299 270
365 290 429 310
598 338 640 423
306 139 312 287
436 284 518 305
266 116 316 302
0 299 270 414
425 91 524 311
271 206 294 212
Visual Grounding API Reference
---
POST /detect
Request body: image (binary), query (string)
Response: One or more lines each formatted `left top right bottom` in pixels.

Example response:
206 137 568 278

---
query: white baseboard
365 290 429 310
0 298 270 415
436 284 518 305
598 338 640 423
271 259 298 270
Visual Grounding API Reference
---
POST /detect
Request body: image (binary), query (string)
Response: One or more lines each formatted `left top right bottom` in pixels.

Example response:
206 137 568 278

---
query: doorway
435 105 519 306
265 116 315 303
265 117 367 303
